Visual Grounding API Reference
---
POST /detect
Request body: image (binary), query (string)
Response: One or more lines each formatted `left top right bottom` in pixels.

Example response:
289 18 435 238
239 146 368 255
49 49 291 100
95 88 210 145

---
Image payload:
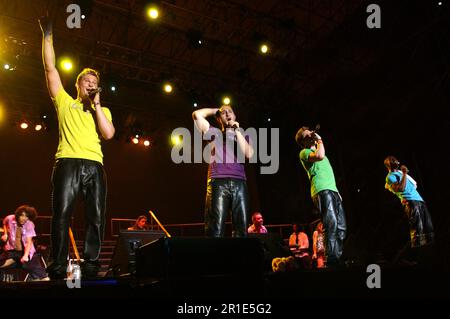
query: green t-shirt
299 148 338 197
52 88 112 164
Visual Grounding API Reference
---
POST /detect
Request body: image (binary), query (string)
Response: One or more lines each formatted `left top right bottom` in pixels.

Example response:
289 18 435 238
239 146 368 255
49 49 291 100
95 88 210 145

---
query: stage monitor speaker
136 237 265 281
108 230 165 277
247 233 292 270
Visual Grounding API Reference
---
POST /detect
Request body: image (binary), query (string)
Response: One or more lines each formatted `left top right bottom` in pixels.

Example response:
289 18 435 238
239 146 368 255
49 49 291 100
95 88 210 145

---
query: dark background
0 0 449 265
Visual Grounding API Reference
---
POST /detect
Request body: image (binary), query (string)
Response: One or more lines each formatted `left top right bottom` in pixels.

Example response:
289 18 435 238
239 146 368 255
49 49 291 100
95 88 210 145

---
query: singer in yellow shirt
40 14 115 279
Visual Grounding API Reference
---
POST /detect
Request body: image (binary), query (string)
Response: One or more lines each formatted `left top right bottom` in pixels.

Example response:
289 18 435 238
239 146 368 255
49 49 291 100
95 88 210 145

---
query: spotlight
267 118 271 122
222 96 231 105
143 140 151 147
438 1 442 5
187 29 204 48
35 124 43 131
3 64 10 70
260 43 269 54
20 122 28 129
163 83 173 93
132 137 139 144
111 86 116 92
60 58 73 71
193 102 198 107
147 7 159 19
171 135 182 146
81 14 86 19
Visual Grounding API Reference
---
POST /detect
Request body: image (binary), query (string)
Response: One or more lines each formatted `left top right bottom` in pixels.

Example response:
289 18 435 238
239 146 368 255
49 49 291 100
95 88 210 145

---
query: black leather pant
312 190 346 266
204 178 249 237
404 200 434 248
50 158 107 268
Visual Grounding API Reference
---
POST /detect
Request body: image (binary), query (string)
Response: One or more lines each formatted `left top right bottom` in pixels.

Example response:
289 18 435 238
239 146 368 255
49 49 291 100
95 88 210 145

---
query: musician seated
288 223 312 269
127 215 150 231
0 205 49 281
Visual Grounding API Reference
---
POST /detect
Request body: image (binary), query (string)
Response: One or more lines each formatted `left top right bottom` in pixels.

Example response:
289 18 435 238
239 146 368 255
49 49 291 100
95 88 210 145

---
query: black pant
50 158 107 269
204 178 249 237
312 190 346 266
404 200 434 248
0 250 48 280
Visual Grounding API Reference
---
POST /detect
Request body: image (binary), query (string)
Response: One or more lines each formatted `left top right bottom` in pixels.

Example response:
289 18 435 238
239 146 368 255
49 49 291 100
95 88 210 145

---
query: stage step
67 240 117 277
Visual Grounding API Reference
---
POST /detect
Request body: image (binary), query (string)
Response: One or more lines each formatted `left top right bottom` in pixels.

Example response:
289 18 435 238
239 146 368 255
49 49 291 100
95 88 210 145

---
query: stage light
3 64 10 70
143 140 151 147
20 122 28 129
260 43 269 54
35 124 43 131
147 7 159 19
222 96 231 105
81 14 86 19
171 135 182 146
132 137 139 144
163 83 173 93
60 58 73 72
187 29 204 48
193 102 198 107
0 103 5 124
111 86 116 92
438 1 442 5
267 118 271 122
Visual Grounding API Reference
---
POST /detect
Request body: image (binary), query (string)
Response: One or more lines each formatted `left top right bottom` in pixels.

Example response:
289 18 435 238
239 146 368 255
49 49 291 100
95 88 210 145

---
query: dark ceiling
0 0 376 134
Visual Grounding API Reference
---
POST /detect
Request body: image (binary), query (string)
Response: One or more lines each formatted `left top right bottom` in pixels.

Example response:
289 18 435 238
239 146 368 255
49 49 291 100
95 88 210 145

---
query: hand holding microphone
400 165 409 174
228 120 240 129
310 124 321 141
88 87 102 96
312 132 322 141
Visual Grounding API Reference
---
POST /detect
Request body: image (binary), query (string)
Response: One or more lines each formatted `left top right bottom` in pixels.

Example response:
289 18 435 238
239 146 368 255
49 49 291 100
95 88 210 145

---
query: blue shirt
386 171 423 202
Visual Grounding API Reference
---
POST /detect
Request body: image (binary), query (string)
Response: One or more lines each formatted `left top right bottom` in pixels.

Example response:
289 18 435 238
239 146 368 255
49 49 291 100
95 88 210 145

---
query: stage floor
1 265 449 300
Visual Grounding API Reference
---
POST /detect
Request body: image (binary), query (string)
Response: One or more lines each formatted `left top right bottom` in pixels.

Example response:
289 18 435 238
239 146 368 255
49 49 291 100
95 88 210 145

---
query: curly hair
14 205 37 222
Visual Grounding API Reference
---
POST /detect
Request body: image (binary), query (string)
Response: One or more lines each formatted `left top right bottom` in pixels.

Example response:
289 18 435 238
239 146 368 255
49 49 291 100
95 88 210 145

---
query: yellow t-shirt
51 88 112 164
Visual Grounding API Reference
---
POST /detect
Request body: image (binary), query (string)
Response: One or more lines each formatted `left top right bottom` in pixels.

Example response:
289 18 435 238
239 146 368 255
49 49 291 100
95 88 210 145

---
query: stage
2 265 449 300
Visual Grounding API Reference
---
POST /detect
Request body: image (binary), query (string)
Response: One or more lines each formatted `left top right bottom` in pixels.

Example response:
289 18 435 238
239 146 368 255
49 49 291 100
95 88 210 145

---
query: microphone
88 87 102 95
310 124 320 134
227 120 238 129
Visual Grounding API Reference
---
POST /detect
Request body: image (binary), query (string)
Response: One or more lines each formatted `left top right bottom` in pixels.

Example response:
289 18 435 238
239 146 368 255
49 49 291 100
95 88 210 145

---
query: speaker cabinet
136 237 265 281
108 230 165 277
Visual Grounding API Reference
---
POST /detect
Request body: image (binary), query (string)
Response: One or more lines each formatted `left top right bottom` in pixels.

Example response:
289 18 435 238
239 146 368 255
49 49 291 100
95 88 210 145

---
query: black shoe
81 261 100 279
46 262 67 280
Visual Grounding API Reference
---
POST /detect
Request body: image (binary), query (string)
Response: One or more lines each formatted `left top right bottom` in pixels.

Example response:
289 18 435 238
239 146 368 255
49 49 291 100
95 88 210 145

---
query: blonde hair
76 68 100 85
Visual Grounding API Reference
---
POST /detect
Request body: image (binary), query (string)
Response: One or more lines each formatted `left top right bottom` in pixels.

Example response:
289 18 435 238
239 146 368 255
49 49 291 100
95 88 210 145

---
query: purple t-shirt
205 127 248 180
3 215 37 259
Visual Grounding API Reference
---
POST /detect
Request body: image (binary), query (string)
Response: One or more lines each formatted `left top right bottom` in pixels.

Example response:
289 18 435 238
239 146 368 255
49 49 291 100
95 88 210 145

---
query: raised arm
39 16 62 98
391 165 409 192
192 108 218 134
308 134 325 162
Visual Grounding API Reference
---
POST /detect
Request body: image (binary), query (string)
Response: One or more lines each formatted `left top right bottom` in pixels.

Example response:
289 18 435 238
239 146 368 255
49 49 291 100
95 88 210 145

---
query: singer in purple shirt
192 105 254 237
